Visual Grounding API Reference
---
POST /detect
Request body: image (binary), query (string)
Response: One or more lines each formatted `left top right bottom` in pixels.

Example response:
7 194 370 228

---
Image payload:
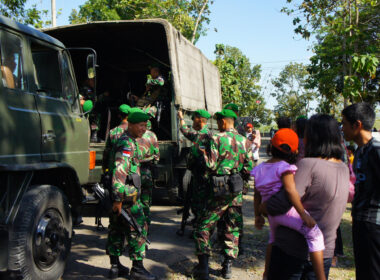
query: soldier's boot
130 260 157 280
221 256 233 279
108 256 129 279
192 254 209 280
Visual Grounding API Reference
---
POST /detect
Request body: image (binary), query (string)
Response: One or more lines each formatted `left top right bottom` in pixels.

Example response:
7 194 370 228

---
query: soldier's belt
211 173 243 197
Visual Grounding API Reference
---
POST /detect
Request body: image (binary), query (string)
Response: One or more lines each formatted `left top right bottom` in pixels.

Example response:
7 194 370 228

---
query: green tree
0 0 50 28
213 44 272 125
69 0 213 43
283 0 380 106
271 62 317 120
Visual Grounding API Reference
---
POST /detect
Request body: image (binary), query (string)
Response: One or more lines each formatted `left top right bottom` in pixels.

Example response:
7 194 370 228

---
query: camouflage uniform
103 122 128 173
106 132 147 261
137 128 160 225
194 128 253 259
180 123 212 224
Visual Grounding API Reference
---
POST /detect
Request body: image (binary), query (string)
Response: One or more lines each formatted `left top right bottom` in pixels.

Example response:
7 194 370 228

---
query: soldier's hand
112 201 122 216
178 110 183 119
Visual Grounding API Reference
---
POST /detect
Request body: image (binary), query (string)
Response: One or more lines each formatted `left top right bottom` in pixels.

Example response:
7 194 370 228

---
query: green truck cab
0 16 94 279
0 17 221 279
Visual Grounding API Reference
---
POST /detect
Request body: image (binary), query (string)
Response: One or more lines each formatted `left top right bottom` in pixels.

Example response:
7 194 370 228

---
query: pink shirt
251 161 297 201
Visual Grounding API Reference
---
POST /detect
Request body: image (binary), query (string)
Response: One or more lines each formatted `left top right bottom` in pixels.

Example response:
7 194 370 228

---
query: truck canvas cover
43 19 222 114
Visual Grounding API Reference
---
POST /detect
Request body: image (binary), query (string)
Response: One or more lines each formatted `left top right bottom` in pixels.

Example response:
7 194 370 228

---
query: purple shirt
251 161 297 201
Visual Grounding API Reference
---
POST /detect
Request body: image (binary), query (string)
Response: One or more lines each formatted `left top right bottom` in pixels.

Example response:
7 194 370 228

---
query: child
251 128 326 280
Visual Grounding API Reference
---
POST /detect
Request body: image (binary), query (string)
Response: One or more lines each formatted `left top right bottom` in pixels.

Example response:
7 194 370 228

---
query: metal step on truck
0 16 222 280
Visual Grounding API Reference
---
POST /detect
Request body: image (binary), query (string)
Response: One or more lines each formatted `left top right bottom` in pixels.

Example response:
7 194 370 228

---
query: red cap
272 128 299 153
246 123 253 128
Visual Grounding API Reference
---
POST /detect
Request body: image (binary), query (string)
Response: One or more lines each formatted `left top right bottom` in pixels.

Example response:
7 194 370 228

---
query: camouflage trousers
190 173 209 226
106 199 147 261
194 192 243 259
140 166 153 225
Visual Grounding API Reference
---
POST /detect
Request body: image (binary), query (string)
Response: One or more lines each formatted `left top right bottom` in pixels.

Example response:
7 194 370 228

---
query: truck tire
8 185 72 280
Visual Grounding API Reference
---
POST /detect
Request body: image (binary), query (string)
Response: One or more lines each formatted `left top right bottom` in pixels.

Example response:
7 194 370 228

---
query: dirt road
63 190 266 280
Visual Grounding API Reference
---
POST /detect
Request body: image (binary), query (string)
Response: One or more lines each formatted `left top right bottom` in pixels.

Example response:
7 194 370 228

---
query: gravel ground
63 189 266 280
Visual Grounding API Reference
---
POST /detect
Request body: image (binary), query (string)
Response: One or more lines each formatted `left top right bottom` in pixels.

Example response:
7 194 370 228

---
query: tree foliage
213 44 272 125
0 0 50 28
69 0 213 43
271 63 317 120
283 0 380 107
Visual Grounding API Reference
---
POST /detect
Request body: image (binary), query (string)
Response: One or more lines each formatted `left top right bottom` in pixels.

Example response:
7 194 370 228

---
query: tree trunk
343 0 349 107
191 0 209 44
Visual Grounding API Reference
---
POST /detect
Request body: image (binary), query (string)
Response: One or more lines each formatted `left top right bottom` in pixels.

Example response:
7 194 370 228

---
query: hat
149 62 161 69
192 109 211 120
271 128 299 153
83 100 93 113
246 123 253 128
214 109 237 120
119 104 131 115
223 103 239 113
128 108 150 124
144 106 157 118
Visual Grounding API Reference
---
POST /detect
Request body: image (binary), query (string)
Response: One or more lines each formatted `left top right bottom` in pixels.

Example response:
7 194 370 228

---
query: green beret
223 103 239 113
149 62 161 69
214 109 237 120
192 109 211 120
83 100 93 113
119 104 131 115
128 108 150 124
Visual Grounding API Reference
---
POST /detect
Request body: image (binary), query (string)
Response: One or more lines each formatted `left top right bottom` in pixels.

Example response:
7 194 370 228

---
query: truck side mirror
86 54 96 79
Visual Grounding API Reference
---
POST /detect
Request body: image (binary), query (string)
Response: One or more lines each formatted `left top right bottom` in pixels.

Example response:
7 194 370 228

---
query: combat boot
221 256 233 279
192 254 209 280
108 256 129 279
130 260 157 280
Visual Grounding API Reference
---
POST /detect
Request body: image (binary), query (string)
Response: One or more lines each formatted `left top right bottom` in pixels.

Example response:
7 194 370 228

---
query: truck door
29 39 89 183
0 29 41 164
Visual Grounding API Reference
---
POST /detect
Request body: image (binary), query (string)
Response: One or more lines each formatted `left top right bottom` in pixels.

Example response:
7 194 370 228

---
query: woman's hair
295 117 307 139
270 144 298 164
304 114 344 160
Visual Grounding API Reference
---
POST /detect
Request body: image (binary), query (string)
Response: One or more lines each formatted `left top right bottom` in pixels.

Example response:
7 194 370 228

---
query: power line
255 59 310 64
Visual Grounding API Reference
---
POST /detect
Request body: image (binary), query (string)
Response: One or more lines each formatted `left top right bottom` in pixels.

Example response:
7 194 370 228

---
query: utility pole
51 0 56 27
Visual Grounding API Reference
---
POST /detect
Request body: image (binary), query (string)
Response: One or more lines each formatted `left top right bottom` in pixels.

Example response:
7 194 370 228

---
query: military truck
0 17 221 279
44 20 222 202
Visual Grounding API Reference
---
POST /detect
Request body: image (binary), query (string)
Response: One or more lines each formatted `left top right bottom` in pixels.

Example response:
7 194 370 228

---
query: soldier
178 109 212 227
193 109 253 280
223 103 245 136
102 104 131 174
137 107 160 226
220 103 250 256
106 108 157 280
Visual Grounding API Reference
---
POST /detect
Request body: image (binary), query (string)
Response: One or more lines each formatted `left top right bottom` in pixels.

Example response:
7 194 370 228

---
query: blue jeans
268 245 332 280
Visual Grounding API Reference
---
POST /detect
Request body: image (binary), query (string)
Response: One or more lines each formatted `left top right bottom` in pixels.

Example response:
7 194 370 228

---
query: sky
33 0 314 109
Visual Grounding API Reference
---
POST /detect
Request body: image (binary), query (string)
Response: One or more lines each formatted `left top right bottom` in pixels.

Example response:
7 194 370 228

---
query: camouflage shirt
180 124 212 171
103 122 128 172
137 130 160 164
203 128 253 176
112 131 141 202
146 75 165 87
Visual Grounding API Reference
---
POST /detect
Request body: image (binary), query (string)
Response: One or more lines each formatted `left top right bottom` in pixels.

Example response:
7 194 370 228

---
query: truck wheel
8 185 72 280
